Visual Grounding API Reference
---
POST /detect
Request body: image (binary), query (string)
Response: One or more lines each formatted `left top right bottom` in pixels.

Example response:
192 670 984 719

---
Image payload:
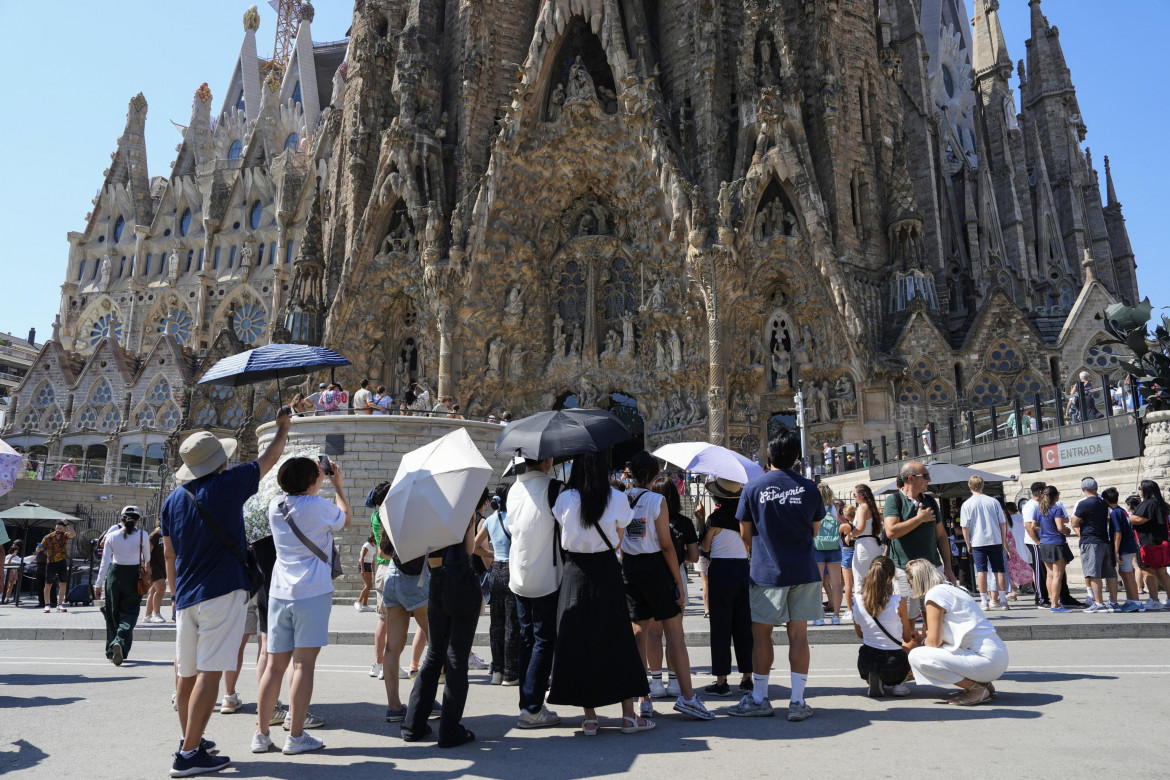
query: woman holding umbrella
548 449 654 734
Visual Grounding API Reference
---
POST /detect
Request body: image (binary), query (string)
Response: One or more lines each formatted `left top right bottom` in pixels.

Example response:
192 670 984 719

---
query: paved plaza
1 637 1167 779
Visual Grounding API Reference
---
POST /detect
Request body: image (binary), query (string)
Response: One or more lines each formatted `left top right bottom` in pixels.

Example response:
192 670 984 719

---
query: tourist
812 483 843 625
372 386 393 415
851 556 912 697
647 473 699 698
476 482 520 686
289 393 312 416
1128 479 1170 610
882 462 955 624
253 455 351 755
1022 481 1073 608
1069 478 1119 613
905 559 1009 705
848 484 883 592
1103 488 1142 612
162 408 290 777
356 534 376 612
548 449 654 735
729 425 823 721
306 382 328 415
839 504 857 603
369 482 428 680
1067 371 1103 422
450 404 465 420
352 378 374 415
694 502 711 618
377 517 434 724
400 497 483 748
698 477 752 698
94 506 148 665
959 476 1010 611
1000 506 1033 601
145 526 168 623
431 395 455 417
501 411 513 425
507 456 563 728
1033 486 1073 614
53 458 78 481
320 383 343 415
621 451 712 721
40 519 74 613
2 541 21 604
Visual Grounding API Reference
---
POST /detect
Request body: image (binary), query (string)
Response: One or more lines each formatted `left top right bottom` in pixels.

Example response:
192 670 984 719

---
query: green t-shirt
369 510 390 566
882 491 942 568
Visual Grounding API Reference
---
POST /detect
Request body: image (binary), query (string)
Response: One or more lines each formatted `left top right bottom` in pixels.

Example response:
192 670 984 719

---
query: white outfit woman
908 583 1009 686
850 507 882 593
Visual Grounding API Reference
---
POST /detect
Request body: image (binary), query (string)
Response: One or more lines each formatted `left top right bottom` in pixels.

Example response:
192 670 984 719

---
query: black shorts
622 553 681 622
45 559 68 584
1038 544 1065 564
362 562 374 574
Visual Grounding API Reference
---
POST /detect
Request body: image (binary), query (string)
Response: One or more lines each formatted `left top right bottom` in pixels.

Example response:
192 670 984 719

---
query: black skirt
548 550 650 709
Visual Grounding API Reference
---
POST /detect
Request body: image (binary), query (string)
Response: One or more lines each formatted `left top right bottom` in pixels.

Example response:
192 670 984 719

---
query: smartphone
318 454 334 476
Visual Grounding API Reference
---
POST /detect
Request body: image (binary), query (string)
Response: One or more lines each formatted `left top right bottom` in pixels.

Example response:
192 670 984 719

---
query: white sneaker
516 705 561 729
378 665 385 680
468 652 489 670
283 712 325 730
219 693 242 714
251 732 274 753
282 731 324 755
647 679 668 698
829 615 841 625
369 662 382 678
354 601 364 612
665 678 681 697
888 683 911 697
811 618 825 626
399 667 410 680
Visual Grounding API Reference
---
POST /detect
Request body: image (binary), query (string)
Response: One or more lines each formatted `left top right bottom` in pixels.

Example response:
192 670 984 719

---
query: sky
0 0 1165 345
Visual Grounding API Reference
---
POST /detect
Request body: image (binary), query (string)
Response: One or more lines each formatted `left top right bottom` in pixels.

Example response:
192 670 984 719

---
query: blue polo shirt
735 468 824 587
1110 506 1139 555
161 462 260 611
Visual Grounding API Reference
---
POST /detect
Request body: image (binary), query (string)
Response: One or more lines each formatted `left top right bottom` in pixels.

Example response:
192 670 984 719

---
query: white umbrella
0 439 21 499
651 442 765 484
381 428 493 561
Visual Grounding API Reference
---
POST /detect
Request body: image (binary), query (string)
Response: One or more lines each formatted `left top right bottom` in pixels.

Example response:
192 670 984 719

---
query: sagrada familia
4 0 1141 477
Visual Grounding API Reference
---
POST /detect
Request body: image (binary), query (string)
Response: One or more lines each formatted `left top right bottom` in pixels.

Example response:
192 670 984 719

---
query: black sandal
438 728 475 748
401 724 433 742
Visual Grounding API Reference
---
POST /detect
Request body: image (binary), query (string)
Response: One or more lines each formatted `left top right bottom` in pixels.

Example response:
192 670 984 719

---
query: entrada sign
1040 435 1113 470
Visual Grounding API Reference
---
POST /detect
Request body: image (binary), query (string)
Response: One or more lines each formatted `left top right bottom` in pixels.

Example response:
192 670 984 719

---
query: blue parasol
198 344 352 403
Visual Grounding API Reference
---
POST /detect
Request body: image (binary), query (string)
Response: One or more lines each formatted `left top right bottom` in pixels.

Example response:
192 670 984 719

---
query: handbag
182 488 264 595
279 501 342 580
1137 505 1170 569
136 530 152 596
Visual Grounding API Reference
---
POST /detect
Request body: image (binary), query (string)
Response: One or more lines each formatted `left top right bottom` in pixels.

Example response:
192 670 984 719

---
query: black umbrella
494 409 632 460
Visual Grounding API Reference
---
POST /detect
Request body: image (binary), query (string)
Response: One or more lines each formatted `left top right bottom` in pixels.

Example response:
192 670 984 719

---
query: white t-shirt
554 488 632 554
960 493 1004 547
620 489 665 556
507 470 561 598
924 582 999 651
353 388 373 414
268 494 346 600
360 541 376 564
96 527 148 583
1021 498 1040 546
851 592 903 651
709 528 748 559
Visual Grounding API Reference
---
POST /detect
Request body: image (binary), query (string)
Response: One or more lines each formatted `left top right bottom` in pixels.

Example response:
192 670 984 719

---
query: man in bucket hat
162 408 291 777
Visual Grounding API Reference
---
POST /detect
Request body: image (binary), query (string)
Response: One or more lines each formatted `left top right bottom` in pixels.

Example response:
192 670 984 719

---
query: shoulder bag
136 529 152 595
1138 504 1170 569
279 500 342 580
182 488 264 595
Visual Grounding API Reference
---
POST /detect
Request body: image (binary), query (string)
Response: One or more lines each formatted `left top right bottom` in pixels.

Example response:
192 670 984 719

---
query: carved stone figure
619 312 635 356
669 328 683 371
804 382 823 423
547 83 565 121
239 242 255 276
570 323 582 359
100 255 114 289
505 285 524 318
565 56 596 103
771 342 791 390
508 344 524 379
576 210 597 237
551 314 565 357
167 248 180 284
487 337 503 374
834 375 857 418
758 36 778 87
601 329 620 360
394 355 407 394
655 332 668 371
645 280 666 311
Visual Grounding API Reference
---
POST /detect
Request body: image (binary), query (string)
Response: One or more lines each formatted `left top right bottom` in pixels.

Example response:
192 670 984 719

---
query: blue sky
0 0 1164 344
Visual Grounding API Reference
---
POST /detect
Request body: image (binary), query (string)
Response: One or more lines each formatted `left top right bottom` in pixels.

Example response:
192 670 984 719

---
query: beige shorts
176 589 247 677
749 581 822 626
243 592 259 635
374 562 389 618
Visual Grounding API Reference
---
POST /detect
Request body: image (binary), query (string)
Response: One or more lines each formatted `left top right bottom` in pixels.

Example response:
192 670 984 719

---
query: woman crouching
851 556 913 697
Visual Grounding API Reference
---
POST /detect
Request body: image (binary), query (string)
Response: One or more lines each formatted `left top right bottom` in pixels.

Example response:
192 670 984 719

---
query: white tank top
709 528 748 559
620 489 665 556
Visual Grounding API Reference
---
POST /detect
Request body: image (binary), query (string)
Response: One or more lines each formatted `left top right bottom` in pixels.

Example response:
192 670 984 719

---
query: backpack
815 509 841 550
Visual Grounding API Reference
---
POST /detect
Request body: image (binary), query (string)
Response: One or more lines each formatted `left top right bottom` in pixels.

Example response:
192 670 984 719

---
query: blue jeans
515 591 558 714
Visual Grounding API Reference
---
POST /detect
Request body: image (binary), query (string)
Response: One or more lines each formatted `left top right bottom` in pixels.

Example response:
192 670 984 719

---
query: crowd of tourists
287 378 508 423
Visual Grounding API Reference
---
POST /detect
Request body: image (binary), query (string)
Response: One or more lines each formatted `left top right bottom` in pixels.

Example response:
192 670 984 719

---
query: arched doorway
607 392 644 468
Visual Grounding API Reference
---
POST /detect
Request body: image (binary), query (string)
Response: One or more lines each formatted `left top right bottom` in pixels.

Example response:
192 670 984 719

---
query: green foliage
1103 298 1170 415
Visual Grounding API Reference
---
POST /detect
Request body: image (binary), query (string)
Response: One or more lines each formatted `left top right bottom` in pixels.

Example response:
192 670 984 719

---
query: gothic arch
74 296 125 353
1084 333 1124 376
143 296 196 347
213 285 269 344
751 178 801 242
984 339 1024 375
30 381 56 409
144 374 174 406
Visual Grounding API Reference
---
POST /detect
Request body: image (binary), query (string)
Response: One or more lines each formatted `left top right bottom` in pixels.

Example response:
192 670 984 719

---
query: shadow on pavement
0 673 144 686
0 695 83 709
0 740 47 773
1002 671 1116 683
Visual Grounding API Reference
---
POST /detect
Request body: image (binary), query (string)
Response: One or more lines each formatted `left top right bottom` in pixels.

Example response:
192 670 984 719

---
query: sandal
948 681 996 701
949 684 992 706
582 719 599 736
620 716 656 734
438 727 475 748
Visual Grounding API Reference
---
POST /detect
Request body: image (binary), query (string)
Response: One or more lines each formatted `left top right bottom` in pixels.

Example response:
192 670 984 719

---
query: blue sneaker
385 706 407 723
1050 606 1070 613
169 746 230 777
175 739 217 755
1120 601 1142 613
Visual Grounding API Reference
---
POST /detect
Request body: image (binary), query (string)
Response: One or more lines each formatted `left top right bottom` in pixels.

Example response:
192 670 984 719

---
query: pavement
2 586 1167 646
1 638 1167 778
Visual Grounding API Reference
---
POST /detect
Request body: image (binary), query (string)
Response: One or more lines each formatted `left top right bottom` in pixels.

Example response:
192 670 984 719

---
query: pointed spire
972 0 1013 81
112 93 154 228
1104 155 1119 207
1025 0 1075 105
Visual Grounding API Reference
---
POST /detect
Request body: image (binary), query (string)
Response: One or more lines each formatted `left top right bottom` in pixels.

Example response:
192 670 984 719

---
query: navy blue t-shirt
735 468 824 587
1109 506 1138 555
1073 495 1111 545
161 462 260 611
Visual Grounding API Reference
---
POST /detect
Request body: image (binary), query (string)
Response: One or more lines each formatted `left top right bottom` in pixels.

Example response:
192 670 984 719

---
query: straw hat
705 477 743 500
176 431 238 481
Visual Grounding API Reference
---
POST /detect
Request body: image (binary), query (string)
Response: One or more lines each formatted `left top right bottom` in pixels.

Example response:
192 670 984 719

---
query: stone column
424 260 460 401
1140 410 1170 485
687 243 729 447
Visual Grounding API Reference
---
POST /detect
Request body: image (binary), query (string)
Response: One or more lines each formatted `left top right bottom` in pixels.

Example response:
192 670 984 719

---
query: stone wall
256 414 512 599
1140 411 1170 485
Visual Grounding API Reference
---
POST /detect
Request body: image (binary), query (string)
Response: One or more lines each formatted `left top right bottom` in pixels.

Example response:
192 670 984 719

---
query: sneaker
110 643 123 666
1108 602 1121 612
728 694 774 717
490 671 503 685
169 747 230 777
43 606 51 613
1037 600 1052 610
57 605 67 613
738 678 753 693
639 700 656 719
840 610 853 622
787 701 815 722
829 615 841 625
517 705 561 729
1049 606 1070 613
385 706 407 723
1083 602 1111 613
867 670 883 698
647 679 668 698
398 667 410 680
408 667 419 679
283 712 325 730
666 678 681 697
378 666 385 680
369 663 382 678
269 706 286 727
502 677 520 687
811 618 825 626
282 732 324 755
1120 600 1143 613
1143 599 1164 611
672 695 714 721
468 652 489 670
888 683 911 697
703 681 732 697
153 614 169 623
219 693 242 714
1062 600 1086 609
251 732 274 753
176 739 218 755
354 601 364 612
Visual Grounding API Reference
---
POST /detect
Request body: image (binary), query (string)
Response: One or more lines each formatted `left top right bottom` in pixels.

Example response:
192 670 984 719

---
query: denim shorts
814 547 843 565
268 592 332 653
841 547 855 570
383 565 430 613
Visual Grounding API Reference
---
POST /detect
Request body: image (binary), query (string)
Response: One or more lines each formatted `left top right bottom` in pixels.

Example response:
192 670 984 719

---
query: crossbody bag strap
873 613 903 649
279 501 330 565
595 523 615 552
182 488 248 568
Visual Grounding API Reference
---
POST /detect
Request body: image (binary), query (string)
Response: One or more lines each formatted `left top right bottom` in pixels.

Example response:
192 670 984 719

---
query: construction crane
261 0 302 80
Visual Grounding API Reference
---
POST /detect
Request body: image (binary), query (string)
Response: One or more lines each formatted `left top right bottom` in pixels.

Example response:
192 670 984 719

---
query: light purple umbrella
0 439 21 499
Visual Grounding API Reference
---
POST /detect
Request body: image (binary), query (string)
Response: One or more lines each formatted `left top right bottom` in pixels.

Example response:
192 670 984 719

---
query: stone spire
285 178 327 345
1104 154 1120 207
107 93 155 229
972 0 1013 82
1024 0 1078 112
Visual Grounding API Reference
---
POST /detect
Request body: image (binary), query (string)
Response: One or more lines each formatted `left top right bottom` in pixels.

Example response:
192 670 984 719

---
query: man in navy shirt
730 424 823 722
1070 478 1118 613
162 409 290 777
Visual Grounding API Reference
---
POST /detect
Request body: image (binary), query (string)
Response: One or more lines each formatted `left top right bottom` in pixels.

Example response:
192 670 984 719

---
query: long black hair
1139 479 1169 513
650 475 681 517
567 449 612 528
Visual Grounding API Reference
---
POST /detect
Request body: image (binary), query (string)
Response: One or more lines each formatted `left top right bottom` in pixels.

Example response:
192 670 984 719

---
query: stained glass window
987 341 1023 374
1086 338 1121 372
222 403 246 429
160 403 182 430
233 302 266 344
1013 373 1044 398
898 383 922 404
76 406 98 429
228 140 242 159
284 132 299 151
33 383 55 408
43 406 63 429
910 359 936 383
148 377 172 405
157 308 193 343
194 405 218 427
602 256 637 321
556 260 587 323
99 405 121 432
20 408 39 428
250 201 263 230
136 406 156 428
180 208 192 237
113 216 125 243
971 374 1006 408
89 313 123 347
90 379 113 405
927 381 951 404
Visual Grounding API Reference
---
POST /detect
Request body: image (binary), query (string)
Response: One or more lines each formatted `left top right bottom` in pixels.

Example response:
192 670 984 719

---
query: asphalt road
1 638 1166 779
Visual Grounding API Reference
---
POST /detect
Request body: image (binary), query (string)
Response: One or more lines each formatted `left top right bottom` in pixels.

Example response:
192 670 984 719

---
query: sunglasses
912 472 930 480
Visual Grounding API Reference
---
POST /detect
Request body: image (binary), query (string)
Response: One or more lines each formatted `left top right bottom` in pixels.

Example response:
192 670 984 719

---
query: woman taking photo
254 457 351 755
549 449 653 734
400 493 487 748
698 478 752 697
905 558 1009 705
851 556 912 697
848 484 883 591
1032 486 1072 614
94 505 149 665
144 526 168 623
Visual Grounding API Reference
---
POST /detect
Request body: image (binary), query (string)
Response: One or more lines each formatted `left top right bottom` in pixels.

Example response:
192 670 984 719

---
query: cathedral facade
4 0 1141 477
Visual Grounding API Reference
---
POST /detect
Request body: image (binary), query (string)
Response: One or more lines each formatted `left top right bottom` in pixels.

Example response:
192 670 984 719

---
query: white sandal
582 719 599 736
620 716 655 734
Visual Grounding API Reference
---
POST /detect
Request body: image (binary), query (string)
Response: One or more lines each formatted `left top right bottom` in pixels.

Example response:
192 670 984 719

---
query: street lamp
795 380 809 477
